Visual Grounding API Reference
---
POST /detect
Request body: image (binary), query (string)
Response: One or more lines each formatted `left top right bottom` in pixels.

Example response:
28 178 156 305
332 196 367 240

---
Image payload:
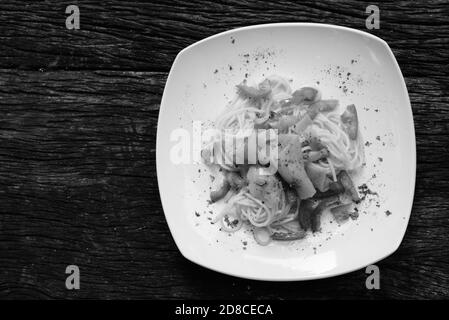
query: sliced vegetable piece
330 203 352 223
272 230 306 241
254 227 272 246
310 211 321 233
341 104 359 140
298 199 317 230
291 87 321 105
210 180 230 203
303 148 329 162
305 162 332 192
313 181 345 199
236 81 271 100
221 214 243 232
310 196 339 232
338 170 360 201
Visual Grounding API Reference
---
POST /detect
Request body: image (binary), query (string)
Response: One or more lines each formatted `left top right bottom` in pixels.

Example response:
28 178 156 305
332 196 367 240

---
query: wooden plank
0 1 448 72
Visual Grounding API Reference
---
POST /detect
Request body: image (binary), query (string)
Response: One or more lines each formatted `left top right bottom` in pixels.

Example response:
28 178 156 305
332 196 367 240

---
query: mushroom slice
330 203 353 223
291 87 321 105
338 170 360 202
341 104 359 140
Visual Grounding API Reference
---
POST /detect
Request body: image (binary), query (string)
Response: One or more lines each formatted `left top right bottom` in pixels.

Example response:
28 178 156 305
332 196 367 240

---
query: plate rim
156 22 416 281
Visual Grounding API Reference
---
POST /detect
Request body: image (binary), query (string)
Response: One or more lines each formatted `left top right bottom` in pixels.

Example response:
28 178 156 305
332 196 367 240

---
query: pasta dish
201 75 365 245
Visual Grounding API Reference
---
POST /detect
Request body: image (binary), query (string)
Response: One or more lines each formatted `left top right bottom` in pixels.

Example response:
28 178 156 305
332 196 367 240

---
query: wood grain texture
0 0 449 299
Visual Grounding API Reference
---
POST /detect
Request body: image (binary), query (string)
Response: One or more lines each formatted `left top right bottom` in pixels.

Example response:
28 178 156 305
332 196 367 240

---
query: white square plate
157 23 416 280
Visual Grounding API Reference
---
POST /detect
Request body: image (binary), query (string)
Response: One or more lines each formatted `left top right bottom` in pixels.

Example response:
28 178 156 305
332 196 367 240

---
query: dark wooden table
0 0 448 299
